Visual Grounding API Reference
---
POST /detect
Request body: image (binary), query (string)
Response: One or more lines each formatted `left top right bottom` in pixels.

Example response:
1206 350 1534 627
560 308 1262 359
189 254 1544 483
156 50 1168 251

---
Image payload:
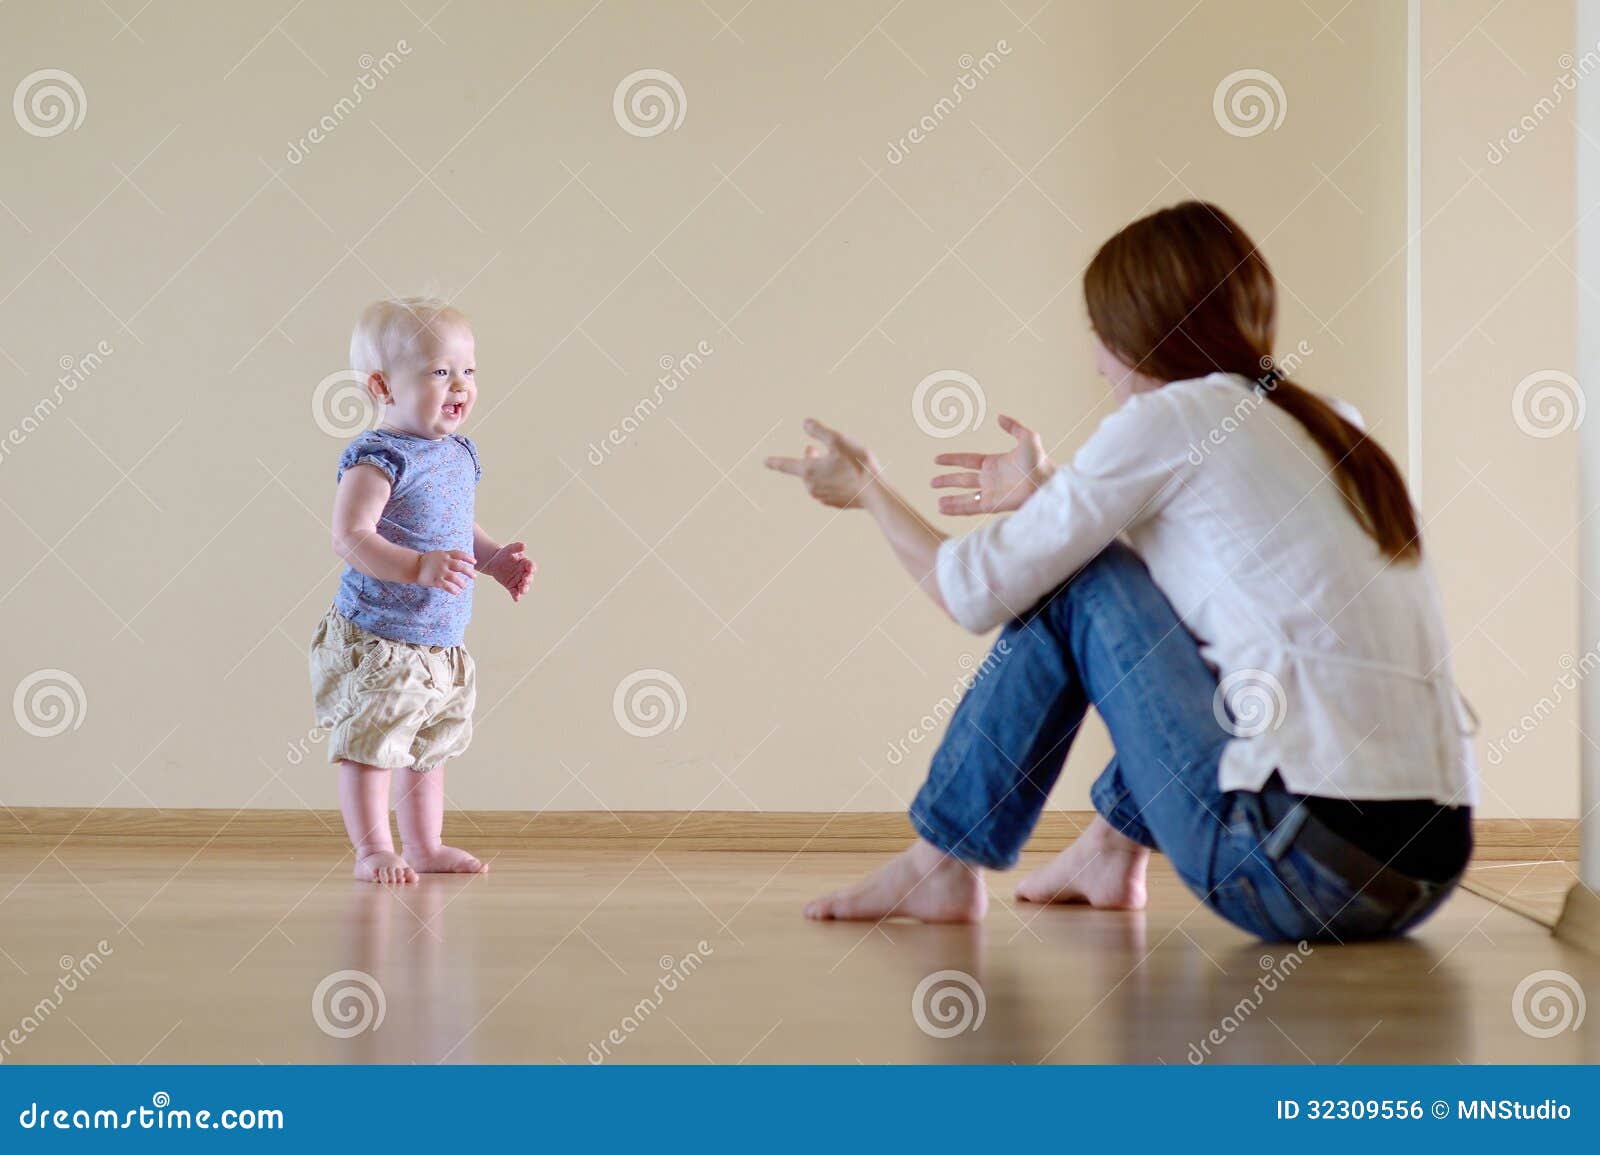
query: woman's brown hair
1083 200 1421 562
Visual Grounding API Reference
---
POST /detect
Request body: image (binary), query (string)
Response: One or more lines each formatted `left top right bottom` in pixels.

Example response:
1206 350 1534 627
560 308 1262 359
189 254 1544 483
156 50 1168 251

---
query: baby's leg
339 760 417 883
395 763 489 874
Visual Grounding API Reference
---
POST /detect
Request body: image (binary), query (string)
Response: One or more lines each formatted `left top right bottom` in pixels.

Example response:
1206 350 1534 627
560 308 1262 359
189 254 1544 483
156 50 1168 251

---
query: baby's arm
472 523 535 602
331 463 476 594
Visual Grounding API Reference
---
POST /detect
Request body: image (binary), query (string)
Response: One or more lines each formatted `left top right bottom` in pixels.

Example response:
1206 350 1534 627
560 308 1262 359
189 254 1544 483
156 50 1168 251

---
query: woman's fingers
804 444 821 459
764 455 810 476
998 413 1032 439
803 417 845 450
933 452 985 469
938 492 990 516
930 471 981 490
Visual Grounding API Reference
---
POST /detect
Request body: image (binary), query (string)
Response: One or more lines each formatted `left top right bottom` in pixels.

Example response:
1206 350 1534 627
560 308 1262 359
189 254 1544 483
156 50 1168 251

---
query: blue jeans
908 543 1460 943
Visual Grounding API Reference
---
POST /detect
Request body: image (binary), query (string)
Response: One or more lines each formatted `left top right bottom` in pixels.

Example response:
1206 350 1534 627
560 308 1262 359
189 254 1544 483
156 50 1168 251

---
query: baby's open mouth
442 401 464 419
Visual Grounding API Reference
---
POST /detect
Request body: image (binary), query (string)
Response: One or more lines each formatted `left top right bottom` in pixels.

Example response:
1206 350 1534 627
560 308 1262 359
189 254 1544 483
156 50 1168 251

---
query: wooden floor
1461 859 1583 926
1 844 1596 1064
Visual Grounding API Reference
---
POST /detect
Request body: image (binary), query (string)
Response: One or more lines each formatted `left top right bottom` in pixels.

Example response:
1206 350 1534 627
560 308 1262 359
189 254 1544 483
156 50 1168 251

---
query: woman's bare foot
804 839 987 923
354 849 418 885
402 844 489 875
1015 817 1149 909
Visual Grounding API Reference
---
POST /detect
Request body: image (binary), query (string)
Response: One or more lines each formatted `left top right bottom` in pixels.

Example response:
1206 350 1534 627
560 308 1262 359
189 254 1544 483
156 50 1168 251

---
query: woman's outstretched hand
931 414 1055 515
764 418 883 509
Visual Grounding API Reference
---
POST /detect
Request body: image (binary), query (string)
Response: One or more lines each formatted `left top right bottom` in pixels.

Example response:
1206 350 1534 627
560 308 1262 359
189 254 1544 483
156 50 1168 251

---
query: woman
765 201 1476 942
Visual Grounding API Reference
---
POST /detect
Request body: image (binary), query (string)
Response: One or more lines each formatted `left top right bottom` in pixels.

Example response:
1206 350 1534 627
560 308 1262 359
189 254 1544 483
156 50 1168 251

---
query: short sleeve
337 434 405 488
455 436 481 485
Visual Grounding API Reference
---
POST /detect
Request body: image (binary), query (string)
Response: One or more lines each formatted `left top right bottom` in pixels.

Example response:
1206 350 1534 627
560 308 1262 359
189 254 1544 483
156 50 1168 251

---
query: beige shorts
308 608 475 772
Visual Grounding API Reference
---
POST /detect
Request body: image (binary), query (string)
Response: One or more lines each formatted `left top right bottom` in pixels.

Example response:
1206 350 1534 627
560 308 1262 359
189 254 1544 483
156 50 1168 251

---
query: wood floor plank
0 845 1594 1064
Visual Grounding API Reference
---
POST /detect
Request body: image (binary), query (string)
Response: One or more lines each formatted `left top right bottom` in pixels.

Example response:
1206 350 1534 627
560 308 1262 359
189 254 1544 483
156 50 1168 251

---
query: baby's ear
364 371 391 403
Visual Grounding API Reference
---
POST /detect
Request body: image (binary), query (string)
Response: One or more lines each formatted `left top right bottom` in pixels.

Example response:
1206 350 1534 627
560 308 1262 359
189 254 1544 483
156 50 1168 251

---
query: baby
309 297 534 884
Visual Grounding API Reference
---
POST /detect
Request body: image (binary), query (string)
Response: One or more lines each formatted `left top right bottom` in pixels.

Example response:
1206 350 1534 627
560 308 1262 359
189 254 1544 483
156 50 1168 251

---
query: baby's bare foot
403 844 489 875
354 850 418 885
1015 833 1148 909
804 840 986 923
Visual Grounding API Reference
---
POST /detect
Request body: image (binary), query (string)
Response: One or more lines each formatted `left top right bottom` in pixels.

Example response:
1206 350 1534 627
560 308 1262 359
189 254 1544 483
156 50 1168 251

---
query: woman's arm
331 464 476 593
765 419 952 617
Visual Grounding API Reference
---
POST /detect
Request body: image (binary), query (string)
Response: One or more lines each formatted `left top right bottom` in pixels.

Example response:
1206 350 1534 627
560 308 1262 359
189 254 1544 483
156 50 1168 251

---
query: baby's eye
464 368 474 376
433 368 449 377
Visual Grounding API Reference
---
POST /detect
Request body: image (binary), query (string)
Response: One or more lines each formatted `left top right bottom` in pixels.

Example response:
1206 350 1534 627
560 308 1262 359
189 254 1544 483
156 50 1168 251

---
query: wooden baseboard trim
0 807 1580 861
1554 883 1600 954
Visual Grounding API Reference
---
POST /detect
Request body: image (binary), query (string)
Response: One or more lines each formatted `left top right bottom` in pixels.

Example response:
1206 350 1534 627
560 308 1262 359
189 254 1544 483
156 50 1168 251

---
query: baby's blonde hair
349 296 470 379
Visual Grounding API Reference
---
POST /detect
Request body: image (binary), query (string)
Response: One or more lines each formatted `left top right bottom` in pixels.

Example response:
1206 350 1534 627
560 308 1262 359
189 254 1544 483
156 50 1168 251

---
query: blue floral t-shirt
332 428 480 647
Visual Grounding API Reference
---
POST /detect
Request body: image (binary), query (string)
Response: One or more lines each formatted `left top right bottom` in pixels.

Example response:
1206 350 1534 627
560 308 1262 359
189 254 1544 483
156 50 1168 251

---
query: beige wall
1421 0 1579 820
2 0 1434 814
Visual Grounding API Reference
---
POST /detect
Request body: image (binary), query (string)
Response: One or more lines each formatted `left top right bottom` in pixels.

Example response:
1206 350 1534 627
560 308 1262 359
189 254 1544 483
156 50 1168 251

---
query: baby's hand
416 549 477 594
479 541 536 602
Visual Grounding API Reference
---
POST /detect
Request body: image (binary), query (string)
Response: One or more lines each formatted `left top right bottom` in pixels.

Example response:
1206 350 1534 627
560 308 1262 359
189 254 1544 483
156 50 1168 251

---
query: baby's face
374 321 477 439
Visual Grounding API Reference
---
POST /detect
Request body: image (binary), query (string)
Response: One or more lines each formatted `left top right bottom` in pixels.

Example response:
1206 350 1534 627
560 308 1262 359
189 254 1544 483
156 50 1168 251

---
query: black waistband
1257 773 1472 892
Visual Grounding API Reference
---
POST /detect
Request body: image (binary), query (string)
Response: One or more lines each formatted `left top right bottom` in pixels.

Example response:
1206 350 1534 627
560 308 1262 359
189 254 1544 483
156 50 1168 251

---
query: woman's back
1120 373 1476 806
937 370 1476 807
